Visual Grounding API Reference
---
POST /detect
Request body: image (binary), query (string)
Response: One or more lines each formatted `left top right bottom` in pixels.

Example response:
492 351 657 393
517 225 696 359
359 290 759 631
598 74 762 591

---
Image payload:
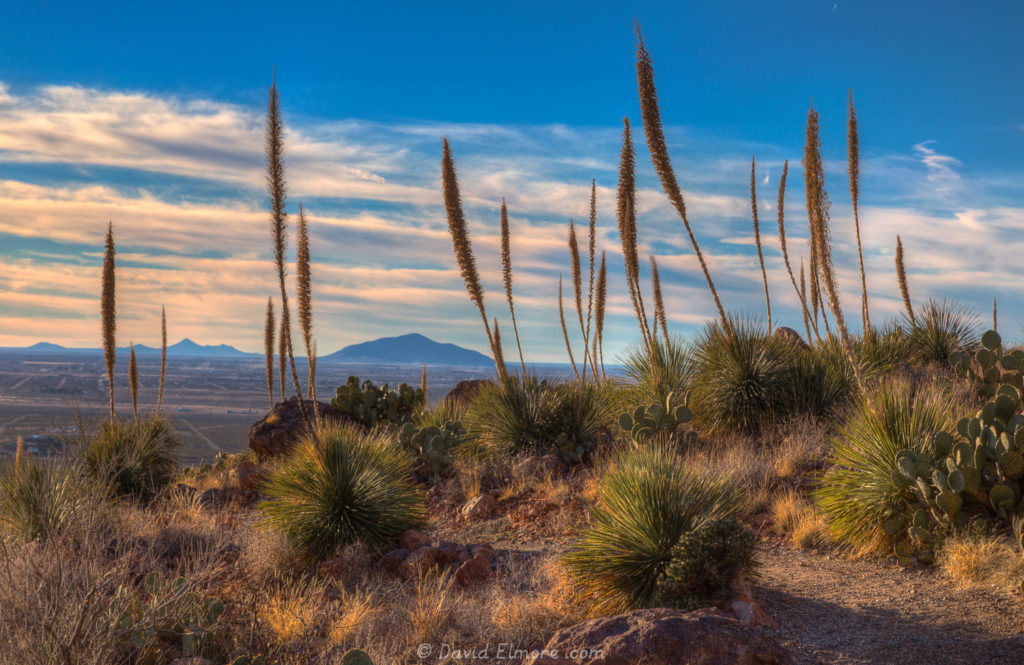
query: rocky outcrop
461 493 499 521
773 326 810 351
444 379 493 407
248 397 350 461
526 607 792 665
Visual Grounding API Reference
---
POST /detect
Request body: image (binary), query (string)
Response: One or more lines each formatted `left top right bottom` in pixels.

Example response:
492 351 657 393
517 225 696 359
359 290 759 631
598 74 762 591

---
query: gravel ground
755 543 1024 665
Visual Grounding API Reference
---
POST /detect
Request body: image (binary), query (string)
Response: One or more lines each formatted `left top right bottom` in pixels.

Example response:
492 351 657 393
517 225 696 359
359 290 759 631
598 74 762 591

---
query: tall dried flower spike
500 199 526 375
421 364 429 408
492 319 506 377
751 157 772 330
583 180 598 380
266 74 306 417
101 222 117 420
896 235 915 325
157 305 167 416
804 103 862 389
296 203 316 403
440 138 504 376
568 219 591 375
848 90 871 335
635 25 728 333
264 297 276 409
278 316 287 403
776 161 818 341
15 435 24 470
993 297 998 333
799 260 811 342
129 343 139 421
595 252 608 380
558 276 579 379
650 256 669 341
616 117 652 348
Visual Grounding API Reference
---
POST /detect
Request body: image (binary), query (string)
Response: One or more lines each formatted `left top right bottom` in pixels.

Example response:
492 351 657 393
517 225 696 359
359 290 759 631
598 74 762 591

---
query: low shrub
654 518 757 610
0 456 96 543
619 335 693 407
814 379 955 554
563 443 745 614
83 415 179 502
904 298 980 365
261 423 424 561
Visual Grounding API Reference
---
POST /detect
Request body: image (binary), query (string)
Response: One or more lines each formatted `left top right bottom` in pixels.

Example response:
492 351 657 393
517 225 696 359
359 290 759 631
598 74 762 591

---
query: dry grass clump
938 534 1024 595
770 490 831 550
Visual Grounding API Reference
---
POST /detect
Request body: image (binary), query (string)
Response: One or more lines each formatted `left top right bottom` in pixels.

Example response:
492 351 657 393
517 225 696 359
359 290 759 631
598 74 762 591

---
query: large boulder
248 397 350 461
772 326 810 351
526 608 792 665
444 379 493 407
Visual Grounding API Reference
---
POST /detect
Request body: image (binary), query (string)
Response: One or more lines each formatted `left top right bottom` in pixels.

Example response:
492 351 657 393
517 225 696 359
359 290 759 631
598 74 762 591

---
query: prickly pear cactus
886 344 1024 563
398 420 462 481
332 376 424 428
618 391 693 444
950 330 1024 400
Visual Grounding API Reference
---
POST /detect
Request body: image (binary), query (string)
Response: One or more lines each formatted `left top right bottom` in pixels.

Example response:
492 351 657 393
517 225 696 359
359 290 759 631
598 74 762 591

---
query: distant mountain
320 333 492 366
0 338 257 358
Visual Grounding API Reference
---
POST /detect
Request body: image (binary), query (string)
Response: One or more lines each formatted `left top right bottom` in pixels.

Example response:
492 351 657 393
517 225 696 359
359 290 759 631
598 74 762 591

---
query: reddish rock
454 552 492 588
510 500 558 523
378 548 410 575
468 543 497 562
461 493 499 521
444 379 493 407
772 326 810 351
235 460 266 492
318 556 347 580
398 529 431 552
248 397 350 461
399 546 438 579
436 542 468 566
526 608 792 665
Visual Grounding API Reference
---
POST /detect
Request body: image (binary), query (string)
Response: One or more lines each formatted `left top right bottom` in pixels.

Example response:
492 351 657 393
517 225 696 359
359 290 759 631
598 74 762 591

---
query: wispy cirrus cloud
0 81 1021 359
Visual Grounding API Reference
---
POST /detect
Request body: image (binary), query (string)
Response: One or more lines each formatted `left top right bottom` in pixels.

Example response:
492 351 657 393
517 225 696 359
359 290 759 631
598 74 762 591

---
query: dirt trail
755 544 1024 665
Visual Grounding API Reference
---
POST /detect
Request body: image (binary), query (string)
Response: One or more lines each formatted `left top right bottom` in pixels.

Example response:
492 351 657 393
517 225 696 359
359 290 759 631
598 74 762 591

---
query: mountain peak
321 333 491 366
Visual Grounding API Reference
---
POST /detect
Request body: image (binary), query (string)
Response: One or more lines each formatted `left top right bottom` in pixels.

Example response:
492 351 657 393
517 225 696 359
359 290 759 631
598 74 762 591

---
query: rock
169 659 214 665
729 600 777 629
319 556 348 580
514 454 568 479
444 379 493 407
526 608 792 665
399 546 437 579
398 529 431 551
436 542 468 566
234 460 266 492
379 548 410 575
248 397 350 461
468 543 497 561
510 500 558 523
772 326 810 351
454 552 492 588
461 493 498 521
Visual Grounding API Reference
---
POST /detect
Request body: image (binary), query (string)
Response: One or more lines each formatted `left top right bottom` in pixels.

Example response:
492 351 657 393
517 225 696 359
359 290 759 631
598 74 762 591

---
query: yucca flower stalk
296 204 317 406
583 180 598 380
500 199 527 375
896 235 915 325
776 160 818 342
568 219 593 375
595 252 608 380
616 117 653 350
129 343 139 421
15 435 24 470
558 276 580 379
264 297 276 409
278 316 287 403
804 104 863 390
421 364 429 408
750 157 772 330
493 319 507 376
993 297 998 333
266 75 307 418
848 90 871 335
101 222 116 420
440 138 505 377
650 256 669 341
635 26 729 334
156 305 167 416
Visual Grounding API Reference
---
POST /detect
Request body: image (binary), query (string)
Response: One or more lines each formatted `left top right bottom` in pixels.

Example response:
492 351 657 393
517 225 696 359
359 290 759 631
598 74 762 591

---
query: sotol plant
261 423 424 561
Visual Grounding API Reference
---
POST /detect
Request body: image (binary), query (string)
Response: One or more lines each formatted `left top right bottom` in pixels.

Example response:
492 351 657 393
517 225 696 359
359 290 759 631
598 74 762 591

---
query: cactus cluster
887 333 1024 563
618 391 693 444
122 572 224 659
332 376 424 428
397 420 462 481
655 518 758 611
950 330 1024 399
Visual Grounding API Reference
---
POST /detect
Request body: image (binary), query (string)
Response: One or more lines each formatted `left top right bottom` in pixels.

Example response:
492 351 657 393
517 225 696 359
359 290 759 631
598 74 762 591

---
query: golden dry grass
938 535 1024 595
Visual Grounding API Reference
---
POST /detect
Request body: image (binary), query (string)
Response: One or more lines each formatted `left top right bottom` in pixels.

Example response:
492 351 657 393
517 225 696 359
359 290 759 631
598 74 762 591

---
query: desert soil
755 543 1024 665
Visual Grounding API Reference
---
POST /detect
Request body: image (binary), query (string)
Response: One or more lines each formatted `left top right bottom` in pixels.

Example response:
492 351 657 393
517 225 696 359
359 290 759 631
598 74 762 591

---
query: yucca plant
619 334 694 408
563 442 745 614
689 315 791 435
815 380 955 553
0 456 95 543
261 423 424 561
83 415 180 503
783 340 859 420
903 299 980 365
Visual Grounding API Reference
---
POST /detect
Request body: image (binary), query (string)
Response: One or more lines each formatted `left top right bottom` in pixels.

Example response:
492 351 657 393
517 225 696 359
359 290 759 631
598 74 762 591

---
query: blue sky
0 1 1021 360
